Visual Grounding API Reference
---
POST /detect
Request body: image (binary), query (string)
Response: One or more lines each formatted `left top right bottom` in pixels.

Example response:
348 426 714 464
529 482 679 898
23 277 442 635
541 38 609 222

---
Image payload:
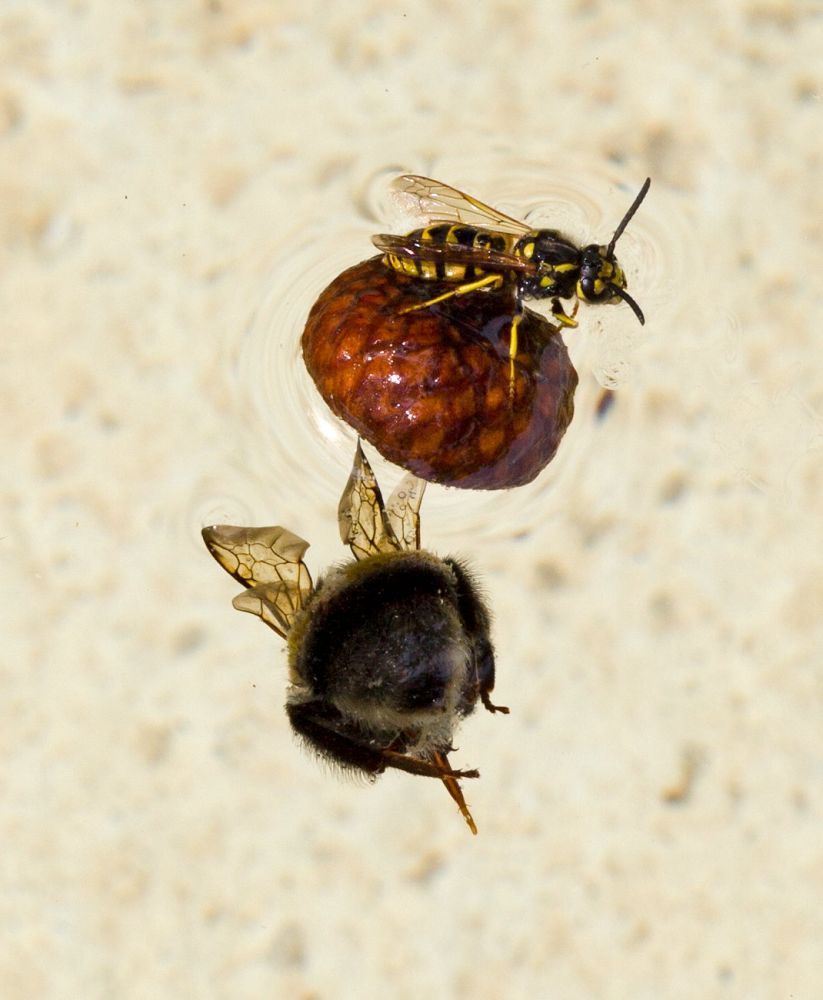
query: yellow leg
508 312 522 399
551 297 580 328
398 273 504 315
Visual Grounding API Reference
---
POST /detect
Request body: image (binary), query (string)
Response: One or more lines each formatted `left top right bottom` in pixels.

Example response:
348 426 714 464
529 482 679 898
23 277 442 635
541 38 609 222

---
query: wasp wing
202 524 312 638
389 175 531 237
338 441 403 560
372 233 534 274
385 472 426 552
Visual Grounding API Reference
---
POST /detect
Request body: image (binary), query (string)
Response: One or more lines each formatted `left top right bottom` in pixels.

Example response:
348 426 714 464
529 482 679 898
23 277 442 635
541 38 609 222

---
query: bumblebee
202 443 507 834
373 174 651 366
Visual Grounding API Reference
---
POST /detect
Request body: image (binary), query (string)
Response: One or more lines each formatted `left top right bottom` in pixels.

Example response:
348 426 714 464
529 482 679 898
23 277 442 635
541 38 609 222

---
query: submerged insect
202 443 507 834
373 174 651 368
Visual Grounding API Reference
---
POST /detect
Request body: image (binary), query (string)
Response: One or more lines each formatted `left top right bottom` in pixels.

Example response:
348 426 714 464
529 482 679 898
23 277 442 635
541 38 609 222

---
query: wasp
372 174 651 375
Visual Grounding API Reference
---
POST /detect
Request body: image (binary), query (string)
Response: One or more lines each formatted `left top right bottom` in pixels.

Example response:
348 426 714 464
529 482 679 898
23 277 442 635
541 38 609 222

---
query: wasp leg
398 273 505 315
551 298 580 328
507 311 522 400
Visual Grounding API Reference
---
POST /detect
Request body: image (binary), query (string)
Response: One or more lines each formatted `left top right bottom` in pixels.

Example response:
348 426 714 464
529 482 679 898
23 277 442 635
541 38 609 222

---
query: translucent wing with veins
385 469 426 552
388 174 531 236
201 524 313 639
338 441 426 560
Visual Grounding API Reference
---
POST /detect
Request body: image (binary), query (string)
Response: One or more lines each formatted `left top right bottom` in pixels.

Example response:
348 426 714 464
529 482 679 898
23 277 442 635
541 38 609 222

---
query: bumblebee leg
432 750 478 835
480 688 510 714
288 700 480 781
287 702 480 834
551 297 580 328
381 748 479 781
398 273 504 315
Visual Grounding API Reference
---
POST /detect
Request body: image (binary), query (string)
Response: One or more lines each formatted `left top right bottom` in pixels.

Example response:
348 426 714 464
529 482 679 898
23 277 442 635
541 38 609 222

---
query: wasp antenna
610 284 645 325
606 177 651 257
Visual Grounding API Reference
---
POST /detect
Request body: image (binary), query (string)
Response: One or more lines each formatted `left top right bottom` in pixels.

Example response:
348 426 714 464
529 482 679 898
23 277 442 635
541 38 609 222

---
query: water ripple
205 154 694 544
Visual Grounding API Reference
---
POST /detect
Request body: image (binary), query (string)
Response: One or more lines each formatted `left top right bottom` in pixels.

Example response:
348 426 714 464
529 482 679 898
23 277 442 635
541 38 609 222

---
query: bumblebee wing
202 525 313 638
389 175 531 237
338 441 402 560
371 233 534 274
385 472 426 552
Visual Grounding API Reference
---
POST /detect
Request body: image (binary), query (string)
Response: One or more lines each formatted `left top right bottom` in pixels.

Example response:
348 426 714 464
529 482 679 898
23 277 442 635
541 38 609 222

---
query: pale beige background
2 2 822 998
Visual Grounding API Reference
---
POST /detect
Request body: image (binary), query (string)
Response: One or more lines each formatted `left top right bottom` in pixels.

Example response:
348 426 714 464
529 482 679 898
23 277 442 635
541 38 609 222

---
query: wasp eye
577 275 605 302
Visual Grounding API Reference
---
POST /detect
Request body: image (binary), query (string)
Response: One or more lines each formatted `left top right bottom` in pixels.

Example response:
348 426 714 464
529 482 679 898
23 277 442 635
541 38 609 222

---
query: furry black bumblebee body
202 443 506 833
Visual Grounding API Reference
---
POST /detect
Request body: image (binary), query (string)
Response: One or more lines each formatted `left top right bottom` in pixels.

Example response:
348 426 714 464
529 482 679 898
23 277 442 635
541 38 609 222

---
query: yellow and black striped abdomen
384 225 519 283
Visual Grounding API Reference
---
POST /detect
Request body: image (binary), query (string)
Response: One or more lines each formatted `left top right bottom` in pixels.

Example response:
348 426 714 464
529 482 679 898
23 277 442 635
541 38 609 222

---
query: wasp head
575 177 651 325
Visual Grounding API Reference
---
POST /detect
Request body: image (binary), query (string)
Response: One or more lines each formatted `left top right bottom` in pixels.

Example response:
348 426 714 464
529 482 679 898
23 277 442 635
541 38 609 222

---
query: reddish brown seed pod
302 257 579 489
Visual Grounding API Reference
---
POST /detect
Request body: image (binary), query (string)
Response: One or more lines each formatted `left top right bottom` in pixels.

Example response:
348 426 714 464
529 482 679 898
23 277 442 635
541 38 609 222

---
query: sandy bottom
2 3 822 998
